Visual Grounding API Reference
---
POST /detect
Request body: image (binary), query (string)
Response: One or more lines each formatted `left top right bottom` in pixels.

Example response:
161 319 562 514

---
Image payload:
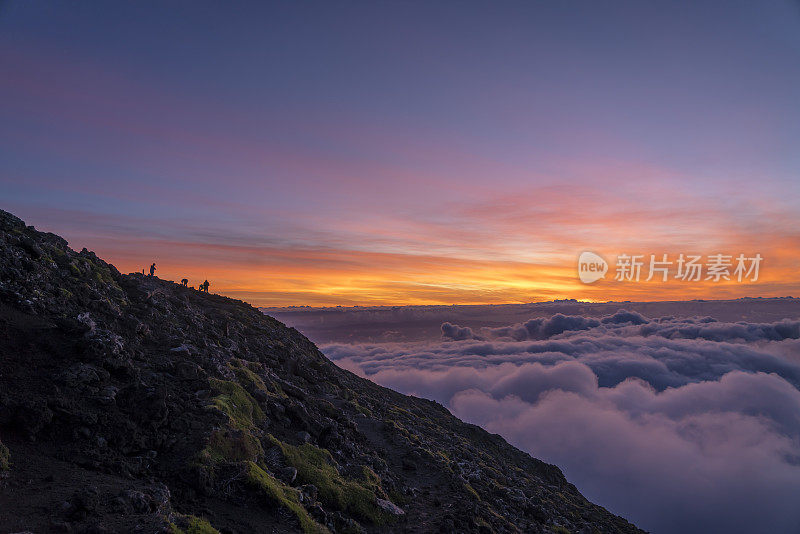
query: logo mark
578 251 608 284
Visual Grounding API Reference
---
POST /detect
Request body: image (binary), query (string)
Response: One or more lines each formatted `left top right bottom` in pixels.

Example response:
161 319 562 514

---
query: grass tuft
245 461 330 534
169 515 219 534
209 378 265 429
199 428 263 463
229 359 286 399
268 435 393 525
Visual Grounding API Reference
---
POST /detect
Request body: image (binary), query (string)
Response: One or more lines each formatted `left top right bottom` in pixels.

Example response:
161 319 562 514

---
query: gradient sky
2 1 799 306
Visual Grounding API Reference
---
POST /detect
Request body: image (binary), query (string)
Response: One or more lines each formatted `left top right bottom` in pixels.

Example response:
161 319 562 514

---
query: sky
1 0 799 306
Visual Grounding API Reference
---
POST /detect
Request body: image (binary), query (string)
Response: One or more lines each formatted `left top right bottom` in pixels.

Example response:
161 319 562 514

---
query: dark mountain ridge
0 209 644 534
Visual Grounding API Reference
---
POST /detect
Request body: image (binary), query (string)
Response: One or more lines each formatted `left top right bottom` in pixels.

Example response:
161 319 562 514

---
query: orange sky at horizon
13 178 789 308
7 176 798 308
78 230 798 308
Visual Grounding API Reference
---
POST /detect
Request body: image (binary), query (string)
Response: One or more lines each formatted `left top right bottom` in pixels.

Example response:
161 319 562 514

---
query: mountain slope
0 209 644 534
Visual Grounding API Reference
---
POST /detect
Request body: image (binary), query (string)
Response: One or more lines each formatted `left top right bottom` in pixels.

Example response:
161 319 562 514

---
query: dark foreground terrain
0 210 643 534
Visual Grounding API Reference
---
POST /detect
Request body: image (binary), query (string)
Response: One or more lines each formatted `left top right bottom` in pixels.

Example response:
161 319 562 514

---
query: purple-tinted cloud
441 321 479 341
322 311 800 533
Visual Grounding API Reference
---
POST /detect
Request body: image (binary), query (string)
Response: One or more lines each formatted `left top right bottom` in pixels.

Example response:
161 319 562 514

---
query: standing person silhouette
201 280 210 293
149 263 156 276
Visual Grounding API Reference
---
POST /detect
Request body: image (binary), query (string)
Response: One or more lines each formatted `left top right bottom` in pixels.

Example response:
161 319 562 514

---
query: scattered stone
277 466 297 484
375 498 405 516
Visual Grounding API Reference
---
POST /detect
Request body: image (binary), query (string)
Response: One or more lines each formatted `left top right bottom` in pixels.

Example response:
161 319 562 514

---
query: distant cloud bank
320 309 800 534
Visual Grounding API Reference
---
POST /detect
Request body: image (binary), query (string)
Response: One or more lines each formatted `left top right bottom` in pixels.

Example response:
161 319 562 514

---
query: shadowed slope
0 209 643 534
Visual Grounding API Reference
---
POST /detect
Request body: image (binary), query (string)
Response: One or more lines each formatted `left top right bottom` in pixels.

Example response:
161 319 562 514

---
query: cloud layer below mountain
321 310 800 533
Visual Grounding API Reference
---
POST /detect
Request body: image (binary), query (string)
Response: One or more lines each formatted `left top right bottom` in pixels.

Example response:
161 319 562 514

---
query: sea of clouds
319 309 800 534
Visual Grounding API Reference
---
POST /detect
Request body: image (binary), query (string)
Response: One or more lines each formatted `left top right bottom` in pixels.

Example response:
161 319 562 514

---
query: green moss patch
199 428 263 463
245 461 330 534
170 515 219 534
349 399 372 417
268 436 392 525
229 359 286 399
209 378 265 429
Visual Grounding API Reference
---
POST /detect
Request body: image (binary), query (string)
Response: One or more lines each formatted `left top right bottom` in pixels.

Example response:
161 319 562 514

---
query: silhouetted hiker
200 280 210 293
149 263 156 276
181 278 188 287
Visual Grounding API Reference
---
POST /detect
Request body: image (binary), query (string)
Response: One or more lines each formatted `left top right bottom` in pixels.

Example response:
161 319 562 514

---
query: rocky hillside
0 209 644 534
